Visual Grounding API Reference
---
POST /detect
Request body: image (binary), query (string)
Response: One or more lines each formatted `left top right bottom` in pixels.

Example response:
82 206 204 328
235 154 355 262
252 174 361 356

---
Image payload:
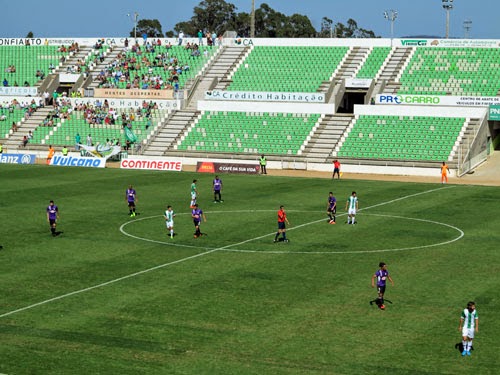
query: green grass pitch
0 164 499 374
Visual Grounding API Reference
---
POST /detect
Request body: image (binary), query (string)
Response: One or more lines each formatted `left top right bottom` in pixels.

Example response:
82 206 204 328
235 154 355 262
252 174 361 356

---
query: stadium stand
0 37 495 177
336 115 466 161
227 46 349 92
0 46 71 86
356 47 392 79
398 47 500 96
176 111 321 155
31 105 167 148
95 44 218 90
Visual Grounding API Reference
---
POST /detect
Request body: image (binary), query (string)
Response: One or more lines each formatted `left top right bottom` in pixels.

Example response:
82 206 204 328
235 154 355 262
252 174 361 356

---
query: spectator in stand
3 78 8 87
178 31 184 46
212 31 218 46
198 30 204 45
22 135 28 148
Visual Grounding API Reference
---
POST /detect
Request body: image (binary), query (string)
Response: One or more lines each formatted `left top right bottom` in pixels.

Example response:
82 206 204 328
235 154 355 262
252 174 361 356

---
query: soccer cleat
170 236 174 240
273 239 278 243
284 239 289 243
379 304 385 310
466 351 471 356
329 220 336 224
462 350 467 356
193 234 198 238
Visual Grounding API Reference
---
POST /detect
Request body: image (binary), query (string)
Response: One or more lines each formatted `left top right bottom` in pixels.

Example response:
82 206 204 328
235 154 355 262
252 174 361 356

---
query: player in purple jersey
191 203 207 238
213 175 223 203
126 185 137 217
46 200 60 237
327 192 337 224
371 262 394 310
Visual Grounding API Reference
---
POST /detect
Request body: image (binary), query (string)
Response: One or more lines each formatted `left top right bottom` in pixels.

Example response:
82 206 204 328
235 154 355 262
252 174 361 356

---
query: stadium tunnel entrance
337 91 367 114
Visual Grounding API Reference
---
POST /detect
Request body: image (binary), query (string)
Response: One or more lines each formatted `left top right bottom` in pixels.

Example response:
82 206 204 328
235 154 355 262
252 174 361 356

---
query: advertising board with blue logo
50 155 106 168
0 153 36 164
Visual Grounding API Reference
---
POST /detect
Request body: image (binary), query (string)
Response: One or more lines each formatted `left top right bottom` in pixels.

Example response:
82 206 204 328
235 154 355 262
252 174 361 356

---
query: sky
1 0 499 39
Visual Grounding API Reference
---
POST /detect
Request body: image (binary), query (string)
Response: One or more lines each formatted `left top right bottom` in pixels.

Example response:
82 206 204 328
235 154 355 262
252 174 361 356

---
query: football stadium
1 5 500 374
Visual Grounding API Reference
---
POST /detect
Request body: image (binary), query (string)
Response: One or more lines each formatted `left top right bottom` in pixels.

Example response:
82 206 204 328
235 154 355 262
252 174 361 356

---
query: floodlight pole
384 10 398 47
250 0 255 38
463 19 472 39
127 12 139 42
442 0 454 39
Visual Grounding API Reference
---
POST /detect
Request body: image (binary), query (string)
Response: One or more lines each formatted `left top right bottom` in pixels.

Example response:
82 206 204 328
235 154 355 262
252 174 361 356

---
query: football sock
275 232 279 240
462 339 467 349
170 229 174 237
282 232 287 240
51 227 55 234
467 340 472 351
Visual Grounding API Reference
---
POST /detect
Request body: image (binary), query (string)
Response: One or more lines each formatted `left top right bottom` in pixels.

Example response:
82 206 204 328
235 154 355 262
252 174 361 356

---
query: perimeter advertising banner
0 153 36 164
376 94 500 107
50 155 106 168
197 161 260 174
120 158 182 171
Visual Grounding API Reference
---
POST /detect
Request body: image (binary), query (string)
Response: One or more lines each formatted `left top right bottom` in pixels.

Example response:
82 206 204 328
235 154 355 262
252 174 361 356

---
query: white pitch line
0 185 455 319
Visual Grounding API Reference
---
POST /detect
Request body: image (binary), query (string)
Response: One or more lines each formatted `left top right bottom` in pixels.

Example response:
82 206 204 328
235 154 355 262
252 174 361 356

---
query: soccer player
459 301 478 356
46 200 60 237
441 161 450 184
274 205 290 243
327 192 336 224
191 203 206 238
126 185 137 217
190 179 198 208
213 175 223 203
371 262 394 310
164 205 176 239
345 191 358 224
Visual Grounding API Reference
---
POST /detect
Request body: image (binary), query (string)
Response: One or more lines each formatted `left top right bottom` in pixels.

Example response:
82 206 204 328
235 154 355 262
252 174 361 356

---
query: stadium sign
50 155 106 168
489 105 500 121
205 90 325 103
196 161 260 174
71 97 179 110
0 153 35 164
0 87 37 96
400 39 428 46
376 94 500 107
345 78 372 88
93 88 174 100
120 159 182 171
0 38 43 46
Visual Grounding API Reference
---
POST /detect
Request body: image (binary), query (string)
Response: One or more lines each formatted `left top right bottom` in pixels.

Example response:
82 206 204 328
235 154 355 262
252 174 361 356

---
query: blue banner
0 153 36 164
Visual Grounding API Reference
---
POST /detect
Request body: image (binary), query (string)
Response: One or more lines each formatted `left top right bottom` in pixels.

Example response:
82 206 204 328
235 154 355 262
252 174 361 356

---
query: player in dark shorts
126 185 137 217
327 192 337 224
213 175 223 203
274 205 290 243
371 262 395 310
191 204 207 238
46 200 60 237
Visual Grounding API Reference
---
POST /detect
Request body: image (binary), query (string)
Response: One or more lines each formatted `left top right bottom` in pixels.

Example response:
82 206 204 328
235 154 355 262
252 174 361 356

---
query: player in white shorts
190 179 198 208
345 191 358 224
164 205 176 239
458 301 478 356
